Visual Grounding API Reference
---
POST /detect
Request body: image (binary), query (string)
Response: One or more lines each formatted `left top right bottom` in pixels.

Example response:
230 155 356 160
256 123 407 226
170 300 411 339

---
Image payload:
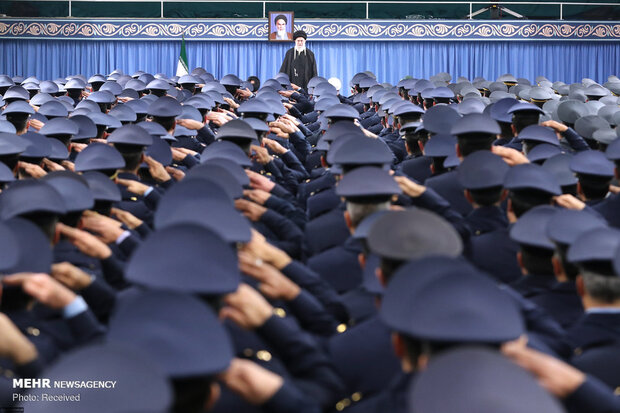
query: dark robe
279 48 317 89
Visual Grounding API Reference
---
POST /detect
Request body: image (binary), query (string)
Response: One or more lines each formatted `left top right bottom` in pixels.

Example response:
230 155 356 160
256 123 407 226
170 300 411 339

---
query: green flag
176 35 189 76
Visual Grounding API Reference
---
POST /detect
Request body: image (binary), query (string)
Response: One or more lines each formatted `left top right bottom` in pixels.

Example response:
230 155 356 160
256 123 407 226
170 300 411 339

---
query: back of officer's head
504 164 561 219
380 257 523 371
512 112 540 134
450 114 500 159
580 270 620 304
567 228 620 304
366 210 463 285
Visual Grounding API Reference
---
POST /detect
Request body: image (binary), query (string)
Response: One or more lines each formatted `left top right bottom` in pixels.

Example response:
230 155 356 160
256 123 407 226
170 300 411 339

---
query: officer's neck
582 295 620 311
119 168 140 177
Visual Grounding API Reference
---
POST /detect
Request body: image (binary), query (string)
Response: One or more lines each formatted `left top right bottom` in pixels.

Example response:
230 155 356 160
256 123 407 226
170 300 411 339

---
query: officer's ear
551 255 567 283
464 189 474 205
615 167 620 181
357 253 366 269
576 275 585 298
391 332 407 360
53 224 62 245
320 155 327 169
516 251 526 275
455 143 462 159
417 140 425 153
429 163 435 175
576 182 585 201
510 124 517 136
500 189 508 202
204 382 220 411
343 210 354 233
375 267 387 286
140 153 146 164
506 198 517 223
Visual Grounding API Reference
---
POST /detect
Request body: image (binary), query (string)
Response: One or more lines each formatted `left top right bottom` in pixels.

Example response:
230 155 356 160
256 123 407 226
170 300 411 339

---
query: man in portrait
269 14 293 41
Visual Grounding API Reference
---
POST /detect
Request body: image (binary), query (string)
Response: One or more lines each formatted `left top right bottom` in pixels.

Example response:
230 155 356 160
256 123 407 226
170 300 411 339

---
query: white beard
295 45 306 54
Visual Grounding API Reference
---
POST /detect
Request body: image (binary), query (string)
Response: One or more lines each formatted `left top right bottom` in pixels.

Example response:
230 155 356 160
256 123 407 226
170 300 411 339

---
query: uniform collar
586 307 620 314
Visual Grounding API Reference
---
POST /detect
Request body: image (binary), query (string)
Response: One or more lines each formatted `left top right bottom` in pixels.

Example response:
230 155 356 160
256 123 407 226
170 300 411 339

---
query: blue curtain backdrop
0 39 618 86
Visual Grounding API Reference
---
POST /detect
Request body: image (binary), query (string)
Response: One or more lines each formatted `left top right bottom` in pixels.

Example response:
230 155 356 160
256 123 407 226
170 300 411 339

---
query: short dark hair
430 156 448 175
509 189 554 218
0 154 19 172
171 376 213 413
520 245 555 275
578 261 616 278
92 200 113 216
275 14 287 24
457 134 495 158
114 143 144 171
398 113 423 124
555 244 579 281
5 113 29 133
577 173 611 201
60 211 83 228
403 134 421 156
468 186 504 207
561 183 578 196
512 112 540 134
379 256 406 285
222 138 251 156
498 121 514 139
247 76 260 92
152 116 176 132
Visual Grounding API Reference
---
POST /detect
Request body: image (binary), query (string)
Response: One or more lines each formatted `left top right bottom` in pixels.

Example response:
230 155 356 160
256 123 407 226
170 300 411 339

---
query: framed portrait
268 11 294 42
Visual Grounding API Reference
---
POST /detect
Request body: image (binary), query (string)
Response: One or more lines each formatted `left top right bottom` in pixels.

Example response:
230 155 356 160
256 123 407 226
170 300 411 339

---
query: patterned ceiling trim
0 19 618 41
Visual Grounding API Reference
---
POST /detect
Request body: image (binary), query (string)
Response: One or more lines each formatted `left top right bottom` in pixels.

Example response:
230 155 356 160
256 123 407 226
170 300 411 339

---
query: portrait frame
268 11 294 42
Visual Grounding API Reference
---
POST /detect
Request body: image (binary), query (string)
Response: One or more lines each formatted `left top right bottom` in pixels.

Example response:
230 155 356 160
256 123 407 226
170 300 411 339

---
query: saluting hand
235 199 267 222
17 161 47 178
245 169 276 192
144 155 171 183
235 88 253 100
165 166 185 181
238 251 300 300
219 284 274 329
220 358 284 405
28 119 44 131
56 223 112 260
51 262 93 291
250 145 272 165
176 118 204 130
3 273 77 310
240 229 292 270
42 158 65 172
243 189 271 205
502 340 585 398
80 210 124 244
553 194 586 211
491 145 529 166
394 175 426 198
111 207 143 230
264 138 289 155
0 313 38 365
115 178 151 196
